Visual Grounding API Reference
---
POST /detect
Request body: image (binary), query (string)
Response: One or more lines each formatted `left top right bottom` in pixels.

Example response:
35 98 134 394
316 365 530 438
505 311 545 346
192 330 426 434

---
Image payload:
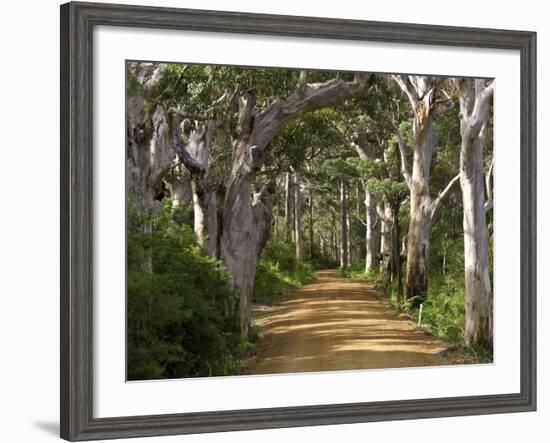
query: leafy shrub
127 198 241 380
411 274 465 345
253 240 315 304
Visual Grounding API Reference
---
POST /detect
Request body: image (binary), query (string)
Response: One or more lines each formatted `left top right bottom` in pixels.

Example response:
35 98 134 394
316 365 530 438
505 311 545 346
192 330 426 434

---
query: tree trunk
340 179 348 269
390 200 403 301
294 171 303 261
127 63 176 273
346 212 353 266
285 172 293 243
393 75 442 304
404 186 433 303
221 171 272 338
309 186 314 259
127 63 175 212
456 78 494 348
174 123 219 258
365 189 379 272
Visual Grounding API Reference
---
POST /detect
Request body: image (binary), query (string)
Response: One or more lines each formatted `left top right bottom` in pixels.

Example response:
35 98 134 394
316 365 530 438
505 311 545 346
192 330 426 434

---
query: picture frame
60 1 537 441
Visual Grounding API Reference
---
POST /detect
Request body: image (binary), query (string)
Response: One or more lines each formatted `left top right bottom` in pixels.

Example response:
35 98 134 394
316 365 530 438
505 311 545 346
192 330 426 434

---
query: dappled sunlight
249 270 453 375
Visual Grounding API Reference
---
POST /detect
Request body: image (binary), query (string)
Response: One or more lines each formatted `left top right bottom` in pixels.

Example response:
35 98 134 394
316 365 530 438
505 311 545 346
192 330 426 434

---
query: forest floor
246 270 465 375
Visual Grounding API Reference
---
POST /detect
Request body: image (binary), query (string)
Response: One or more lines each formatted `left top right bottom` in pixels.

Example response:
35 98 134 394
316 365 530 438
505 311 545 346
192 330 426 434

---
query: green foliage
253 240 315 305
412 274 466 345
127 198 242 380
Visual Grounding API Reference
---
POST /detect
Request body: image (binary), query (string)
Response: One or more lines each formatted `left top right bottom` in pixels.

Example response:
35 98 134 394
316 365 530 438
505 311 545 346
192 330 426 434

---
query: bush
127 198 241 380
253 240 315 304
411 273 465 345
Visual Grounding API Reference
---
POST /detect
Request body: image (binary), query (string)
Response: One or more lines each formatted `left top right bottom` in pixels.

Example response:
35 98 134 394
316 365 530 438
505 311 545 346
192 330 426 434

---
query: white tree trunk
456 78 494 348
365 190 378 271
285 172 293 243
352 135 381 272
294 171 303 261
340 179 349 269
174 122 219 257
393 75 458 303
309 186 314 259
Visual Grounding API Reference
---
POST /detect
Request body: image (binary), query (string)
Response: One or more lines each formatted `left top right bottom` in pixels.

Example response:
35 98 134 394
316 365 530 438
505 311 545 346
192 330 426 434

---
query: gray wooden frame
60 1 537 441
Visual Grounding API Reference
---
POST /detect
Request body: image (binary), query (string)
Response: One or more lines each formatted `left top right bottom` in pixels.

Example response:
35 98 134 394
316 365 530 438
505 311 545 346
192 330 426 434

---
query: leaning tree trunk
221 72 372 337
456 78 494 348
294 171 303 261
340 179 349 269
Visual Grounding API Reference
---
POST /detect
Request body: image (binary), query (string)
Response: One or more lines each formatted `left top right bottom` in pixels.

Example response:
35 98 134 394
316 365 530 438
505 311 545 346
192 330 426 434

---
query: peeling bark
127 63 176 212
393 75 459 304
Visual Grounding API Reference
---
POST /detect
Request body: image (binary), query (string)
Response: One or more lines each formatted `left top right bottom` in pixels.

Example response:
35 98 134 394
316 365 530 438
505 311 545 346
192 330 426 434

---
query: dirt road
248 270 453 375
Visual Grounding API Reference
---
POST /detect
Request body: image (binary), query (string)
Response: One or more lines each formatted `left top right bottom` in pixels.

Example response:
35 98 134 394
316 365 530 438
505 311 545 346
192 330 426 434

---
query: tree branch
431 173 460 219
253 73 373 147
392 75 418 106
390 121 412 190
167 107 210 121
485 157 494 203
173 127 206 177
238 89 257 134
433 100 455 117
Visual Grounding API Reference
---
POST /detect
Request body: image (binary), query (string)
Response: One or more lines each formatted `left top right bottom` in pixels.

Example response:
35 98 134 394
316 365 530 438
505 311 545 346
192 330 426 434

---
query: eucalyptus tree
127 63 176 214
392 75 460 303
454 78 494 348
322 158 360 270
157 65 373 336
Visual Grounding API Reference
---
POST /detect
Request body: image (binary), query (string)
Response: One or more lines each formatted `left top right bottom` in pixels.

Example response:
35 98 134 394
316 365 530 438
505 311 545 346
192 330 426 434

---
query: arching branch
390 121 412 190
431 173 460 219
173 127 206 177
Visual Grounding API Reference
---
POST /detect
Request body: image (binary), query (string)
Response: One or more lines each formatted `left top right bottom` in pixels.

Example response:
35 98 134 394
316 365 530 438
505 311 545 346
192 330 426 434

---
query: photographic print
126 62 494 381
61 3 536 439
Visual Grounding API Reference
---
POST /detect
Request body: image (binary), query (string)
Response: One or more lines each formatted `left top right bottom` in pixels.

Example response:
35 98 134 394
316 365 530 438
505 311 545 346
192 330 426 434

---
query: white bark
174 123 219 257
393 75 459 303
456 78 494 348
285 172 293 242
364 190 378 271
340 179 349 269
294 171 303 261
352 135 381 271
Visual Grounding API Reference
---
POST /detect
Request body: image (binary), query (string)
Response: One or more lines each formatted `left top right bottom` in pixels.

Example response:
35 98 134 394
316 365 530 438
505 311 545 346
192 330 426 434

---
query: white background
0 0 547 442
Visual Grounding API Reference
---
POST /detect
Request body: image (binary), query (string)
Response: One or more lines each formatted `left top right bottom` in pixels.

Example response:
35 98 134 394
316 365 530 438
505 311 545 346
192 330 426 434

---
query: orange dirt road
249 270 453 375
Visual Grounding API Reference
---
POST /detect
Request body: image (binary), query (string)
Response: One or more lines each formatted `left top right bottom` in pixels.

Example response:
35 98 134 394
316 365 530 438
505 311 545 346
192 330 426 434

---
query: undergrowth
253 240 315 305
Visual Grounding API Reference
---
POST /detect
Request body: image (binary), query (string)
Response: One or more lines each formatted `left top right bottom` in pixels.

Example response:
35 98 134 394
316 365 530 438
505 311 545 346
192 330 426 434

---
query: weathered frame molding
60 2 537 440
